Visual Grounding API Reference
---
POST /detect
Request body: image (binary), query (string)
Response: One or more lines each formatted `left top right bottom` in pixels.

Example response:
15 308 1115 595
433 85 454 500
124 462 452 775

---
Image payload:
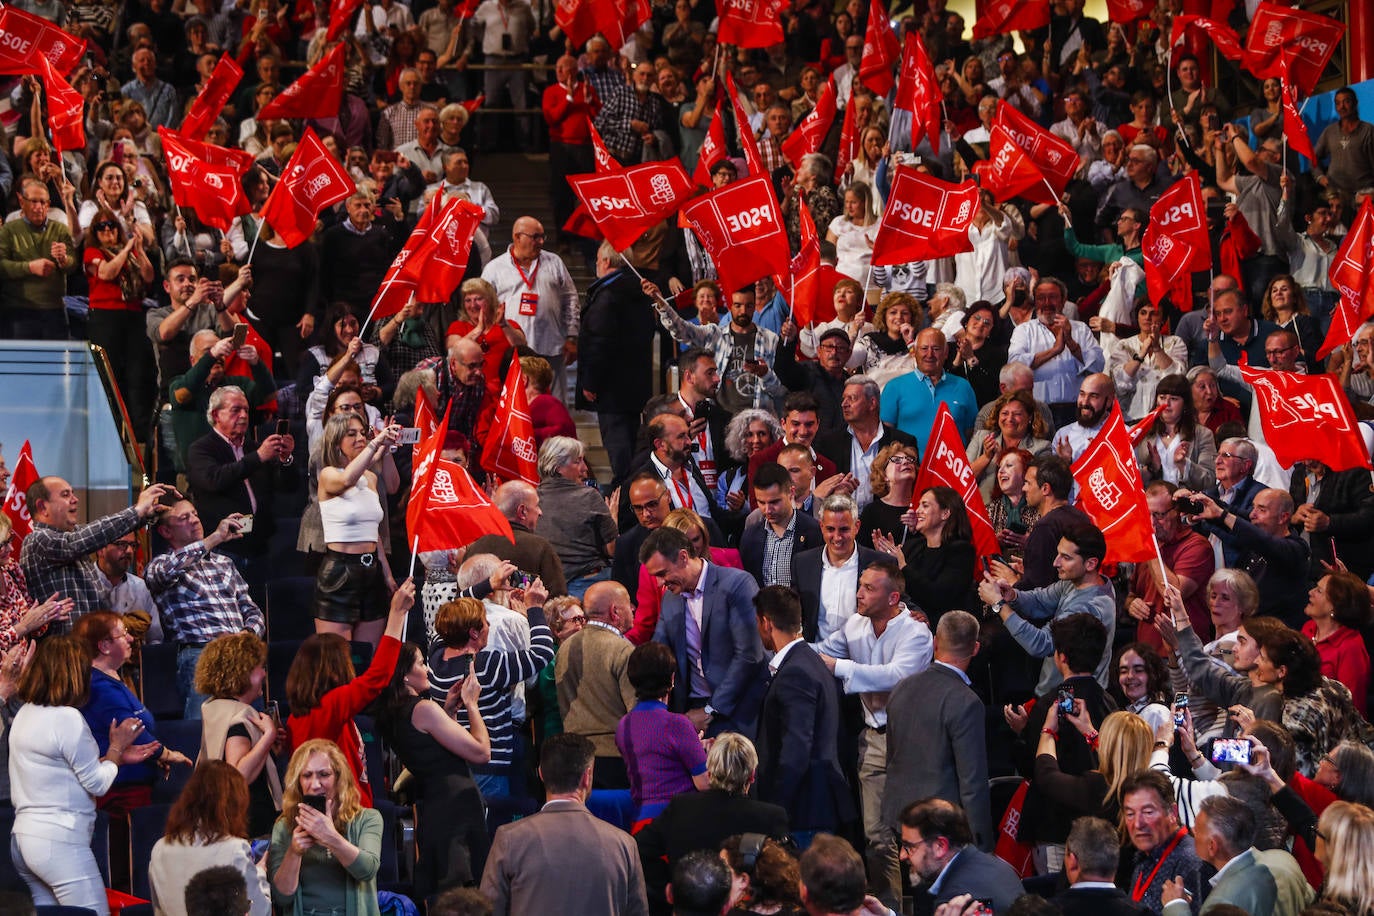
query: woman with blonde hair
855 292 923 382
1316 800 1374 915
444 277 527 393
827 180 880 281
966 389 1051 501
268 739 384 915
1033 708 1154 826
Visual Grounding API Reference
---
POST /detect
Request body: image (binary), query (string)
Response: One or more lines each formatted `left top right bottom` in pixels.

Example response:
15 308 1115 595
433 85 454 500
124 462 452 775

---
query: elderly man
555 580 635 788
481 216 579 397
1051 373 1117 462
1121 771 1207 914
813 376 919 511
1096 143 1173 231
121 47 179 128
756 103 793 174
168 329 275 472
319 192 406 319
543 54 598 238
880 328 978 453
578 36 625 112
394 105 447 197
1186 487 1310 627
0 178 77 339
436 337 487 443
20 478 175 629
467 480 567 596
775 326 857 435
437 148 499 228
595 61 670 166
145 500 263 716
377 69 429 150
1008 278 1104 429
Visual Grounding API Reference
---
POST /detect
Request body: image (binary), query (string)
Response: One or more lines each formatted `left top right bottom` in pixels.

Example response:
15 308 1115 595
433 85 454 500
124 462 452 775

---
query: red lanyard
1131 828 1187 902
667 469 690 507
514 256 539 290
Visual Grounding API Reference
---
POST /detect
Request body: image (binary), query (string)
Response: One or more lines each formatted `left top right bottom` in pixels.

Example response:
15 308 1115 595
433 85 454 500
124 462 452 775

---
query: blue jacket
81 667 161 785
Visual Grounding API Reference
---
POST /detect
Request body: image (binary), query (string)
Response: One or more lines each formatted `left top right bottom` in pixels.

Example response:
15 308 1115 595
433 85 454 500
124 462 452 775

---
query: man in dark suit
643 527 767 737
185 385 298 589
1197 435 1266 567
1053 816 1145 916
1290 459 1374 581
738 463 822 587
812 375 917 512
793 494 882 643
636 732 789 914
897 798 1025 914
753 586 854 841
619 411 719 533
885 611 993 852
480 734 648 915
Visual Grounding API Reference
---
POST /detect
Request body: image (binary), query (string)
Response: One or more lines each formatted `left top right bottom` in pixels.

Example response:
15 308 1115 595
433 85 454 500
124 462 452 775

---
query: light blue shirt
879 371 979 458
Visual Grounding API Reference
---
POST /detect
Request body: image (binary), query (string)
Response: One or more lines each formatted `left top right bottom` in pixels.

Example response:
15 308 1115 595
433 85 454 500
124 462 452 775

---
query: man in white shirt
815 558 933 907
1049 89 1102 168
438 148 500 227
794 494 882 645
1051 372 1116 462
1008 277 1104 428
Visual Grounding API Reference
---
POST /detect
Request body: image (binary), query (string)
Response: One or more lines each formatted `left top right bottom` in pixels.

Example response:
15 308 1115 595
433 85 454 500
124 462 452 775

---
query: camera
1211 738 1252 766
1056 684 1075 716
507 570 534 590
1173 693 1188 727
1173 495 1204 515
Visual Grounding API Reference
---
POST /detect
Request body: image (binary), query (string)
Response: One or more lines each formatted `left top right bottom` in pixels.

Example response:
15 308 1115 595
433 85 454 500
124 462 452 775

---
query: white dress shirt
480 249 580 356
814 547 860 646
1008 317 1105 404
815 609 933 728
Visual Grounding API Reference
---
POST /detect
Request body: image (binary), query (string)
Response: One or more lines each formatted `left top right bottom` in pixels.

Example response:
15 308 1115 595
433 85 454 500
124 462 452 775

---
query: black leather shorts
313 551 388 623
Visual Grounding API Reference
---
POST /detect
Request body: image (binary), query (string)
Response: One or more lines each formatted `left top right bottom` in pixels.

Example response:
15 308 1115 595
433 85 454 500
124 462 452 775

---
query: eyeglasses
887 455 917 466
515 231 546 241
94 221 120 232
334 402 364 412
1264 345 1296 357
1216 452 1244 461
631 499 666 514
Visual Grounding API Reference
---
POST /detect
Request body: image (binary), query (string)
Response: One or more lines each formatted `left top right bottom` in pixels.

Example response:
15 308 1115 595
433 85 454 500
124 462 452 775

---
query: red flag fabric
586 118 617 173
1238 361 1371 471
161 131 256 174
2 441 38 545
871 166 979 265
159 127 250 231
326 0 364 40
36 54 83 152
716 0 786 48
1141 223 1197 307
1219 211 1262 285
913 403 1000 572
893 31 941 156
1281 80 1316 163
180 54 243 141
553 0 600 48
259 128 355 247
1170 15 1243 60
1318 198 1374 360
1128 406 1164 446
835 84 858 185
780 76 836 169
858 0 901 96
680 173 792 296
725 70 768 179
562 204 601 241
0 7 86 75
460 93 485 113
693 94 728 187
1242 1 1344 96
480 360 540 486
1149 172 1210 272
556 0 651 50
256 42 346 121
413 389 438 442
402 198 485 303
372 193 443 319
789 197 822 326
221 320 276 414
1070 402 1156 564
408 405 514 550
568 159 694 251
972 0 1050 40
993 101 1077 198
1104 0 1154 23
975 126 1055 205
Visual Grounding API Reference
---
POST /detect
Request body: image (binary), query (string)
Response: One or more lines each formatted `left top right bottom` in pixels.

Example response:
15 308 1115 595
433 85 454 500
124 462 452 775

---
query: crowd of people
2 0 1374 914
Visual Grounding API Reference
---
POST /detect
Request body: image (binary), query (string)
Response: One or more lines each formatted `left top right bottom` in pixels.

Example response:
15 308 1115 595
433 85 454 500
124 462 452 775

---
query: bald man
555 580 637 787
439 337 489 443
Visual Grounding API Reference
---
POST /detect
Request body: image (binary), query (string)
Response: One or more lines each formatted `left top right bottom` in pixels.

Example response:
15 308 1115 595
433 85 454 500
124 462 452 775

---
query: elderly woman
783 153 841 250
827 181 880 282
1301 570 1372 716
1108 301 1189 420
535 436 617 600
1187 365 1243 437
445 277 527 396
966 390 1052 502
617 642 709 824
522 355 576 445
857 440 921 549
1135 374 1217 491
716 408 783 512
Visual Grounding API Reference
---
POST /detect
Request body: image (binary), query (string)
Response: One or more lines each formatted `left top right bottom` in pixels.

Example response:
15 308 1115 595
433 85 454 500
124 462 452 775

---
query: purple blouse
615 700 707 808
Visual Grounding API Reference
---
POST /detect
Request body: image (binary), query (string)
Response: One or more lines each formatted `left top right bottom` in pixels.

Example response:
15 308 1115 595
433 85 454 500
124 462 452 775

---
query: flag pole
174 203 194 258
404 534 420 642
246 225 263 264
618 251 648 285
860 263 874 317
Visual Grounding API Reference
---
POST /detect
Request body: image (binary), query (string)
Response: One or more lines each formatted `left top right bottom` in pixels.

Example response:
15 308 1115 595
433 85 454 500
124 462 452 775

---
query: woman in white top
9 636 156 914
78 159 156 246
313 412 401 646
1107 300 1189 420
827 181 880 281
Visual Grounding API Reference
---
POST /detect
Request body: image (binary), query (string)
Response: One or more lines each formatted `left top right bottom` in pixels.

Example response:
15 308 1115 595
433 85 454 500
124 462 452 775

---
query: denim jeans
176 645 205 719
566 567 611 602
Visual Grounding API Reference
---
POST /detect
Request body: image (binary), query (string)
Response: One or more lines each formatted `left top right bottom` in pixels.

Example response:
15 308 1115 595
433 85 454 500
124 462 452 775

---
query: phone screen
231 324 248 349
276 419 290 437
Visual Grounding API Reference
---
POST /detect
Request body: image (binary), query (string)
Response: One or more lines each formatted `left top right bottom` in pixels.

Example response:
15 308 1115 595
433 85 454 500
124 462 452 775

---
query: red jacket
1302 620 1371 716
542 81 599 145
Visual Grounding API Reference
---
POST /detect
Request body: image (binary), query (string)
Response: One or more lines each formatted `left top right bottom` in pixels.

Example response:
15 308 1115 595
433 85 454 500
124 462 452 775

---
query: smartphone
231 323 249 349
275 419 290 437
970 901 995 916
238 514 254 534
1173 693 1189 727
508 570 533 589
265 700 281 726
1006 520 1028 535
302 793 328 813
250 838 270 860
980 556 992 576
1211 738 1252 765
1056 684 1075 716
397 427 421 445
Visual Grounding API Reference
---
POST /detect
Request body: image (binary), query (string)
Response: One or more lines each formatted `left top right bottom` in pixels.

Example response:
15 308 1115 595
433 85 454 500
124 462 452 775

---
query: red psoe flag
1141 224 1197 307
160 130 256 173
716 0 786 49
259 128 355 247
1148 171 1211 273
180 54 243 141
975 126 1055 205
780 77 836 169
568 159 694 251
36 54 84 152
403 198 486 303
326 0 364 40
681 173 791 296
586 117 618 173
1070 403 1156 565
858 0 901 96
725 70 768 178
1242 1 1344 96
480 360 540 486
408 405 514 550
871 166 979 265
1238 361 1371 471
693 94 728 187
159 127 250 231
1170 15 1243 60
893 31 941 156
835 84 858 185
788 197 822 326
993 101 1077 198
1318 198 1374 360
1281 80 1316 163
972 0 1049 40
553 0 600 48
1104 0 1154 23
1128 406 1164 446
913 403 1000 574
256 42 346 121
2 441 39 545
0 6 86 75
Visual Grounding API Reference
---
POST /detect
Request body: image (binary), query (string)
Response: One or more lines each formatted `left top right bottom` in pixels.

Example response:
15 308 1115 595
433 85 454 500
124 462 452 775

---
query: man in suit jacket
619 411 719 532
1053 816 1146 916
884 611 992 853
1290 459 1374 581
753 586 854 838
555 581 637 788
793 494 882 643
1198 436 1267 566
1162 795 1313 916
185 385 298 586
812 375 918 511
643 527 767 738
481 734 648 916
738 462 822 587
897 798 1025 914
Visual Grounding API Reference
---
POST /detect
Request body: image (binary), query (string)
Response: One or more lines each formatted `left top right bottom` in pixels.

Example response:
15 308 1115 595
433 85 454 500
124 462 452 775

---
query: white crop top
320 475 385 543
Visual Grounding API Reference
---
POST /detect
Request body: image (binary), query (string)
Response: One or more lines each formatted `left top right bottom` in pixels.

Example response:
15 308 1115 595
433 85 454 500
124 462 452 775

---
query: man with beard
1008 278 1104 429
879 328 979 455
748 393 842 505
1052 373 1117 462
620 413 718 533
674 349 728 495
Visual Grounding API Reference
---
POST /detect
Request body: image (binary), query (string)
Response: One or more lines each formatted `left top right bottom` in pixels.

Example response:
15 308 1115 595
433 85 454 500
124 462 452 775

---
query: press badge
519 291 539 316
